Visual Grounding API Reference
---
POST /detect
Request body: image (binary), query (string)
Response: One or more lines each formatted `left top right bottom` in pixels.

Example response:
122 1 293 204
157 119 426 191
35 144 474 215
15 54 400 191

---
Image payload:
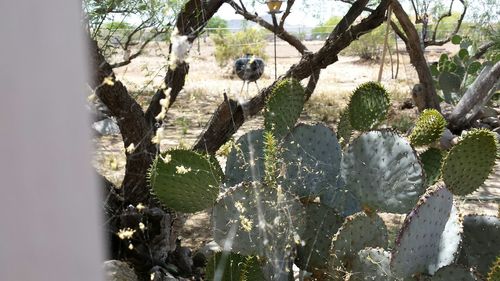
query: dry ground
94 39 498 250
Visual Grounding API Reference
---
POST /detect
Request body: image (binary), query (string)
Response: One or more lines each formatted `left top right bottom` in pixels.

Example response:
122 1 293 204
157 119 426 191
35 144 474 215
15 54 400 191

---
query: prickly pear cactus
350 247 396 281
458 215 500 276
391 183 453 278
441 129 498 196
319 179 362 218
281 123 342 198
428 204 463 274
148 149 223 213
488 256 500 281
213 181 304 278
295 203 344 272
347 82 390 131
205 251 265 281
225 130 265 186
431 264 479 281
342 130 425 213
420 147 444 187
408 109 446 146
264 78 305 140
330 212 388 269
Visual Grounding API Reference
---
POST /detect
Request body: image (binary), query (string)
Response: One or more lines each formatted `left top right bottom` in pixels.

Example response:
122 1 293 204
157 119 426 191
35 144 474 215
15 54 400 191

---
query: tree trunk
391 1 441 112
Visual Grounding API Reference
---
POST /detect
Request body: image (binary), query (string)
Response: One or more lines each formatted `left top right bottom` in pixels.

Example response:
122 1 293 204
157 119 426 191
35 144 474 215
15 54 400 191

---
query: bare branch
279 0 295 29
473 41 495 59
424 0 466 47
448 61 500 130
328 0 369 41
110 28 169 69
227 0 308 54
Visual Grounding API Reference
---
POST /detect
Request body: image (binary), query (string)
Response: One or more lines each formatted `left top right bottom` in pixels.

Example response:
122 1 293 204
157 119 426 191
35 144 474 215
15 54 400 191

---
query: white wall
0 1 104 280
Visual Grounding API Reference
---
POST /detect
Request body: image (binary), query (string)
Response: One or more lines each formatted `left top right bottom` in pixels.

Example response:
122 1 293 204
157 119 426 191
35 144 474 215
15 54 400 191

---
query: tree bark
448 61 500 130
391 0 441 112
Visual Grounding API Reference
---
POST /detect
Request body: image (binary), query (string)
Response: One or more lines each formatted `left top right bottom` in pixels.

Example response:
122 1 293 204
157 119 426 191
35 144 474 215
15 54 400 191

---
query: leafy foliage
213 28 268 67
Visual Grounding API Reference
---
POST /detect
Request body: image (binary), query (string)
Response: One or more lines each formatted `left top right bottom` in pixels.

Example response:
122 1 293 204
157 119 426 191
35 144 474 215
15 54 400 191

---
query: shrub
312 16 342 40
342 25 394 60
212 28 267 67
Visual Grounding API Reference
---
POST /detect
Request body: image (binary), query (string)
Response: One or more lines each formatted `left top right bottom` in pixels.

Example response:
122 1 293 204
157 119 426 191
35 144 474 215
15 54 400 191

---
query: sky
213 1 351 27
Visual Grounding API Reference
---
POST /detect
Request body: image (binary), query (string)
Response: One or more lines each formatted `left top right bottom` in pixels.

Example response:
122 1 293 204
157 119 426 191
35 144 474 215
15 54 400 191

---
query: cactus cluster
146 79 498 280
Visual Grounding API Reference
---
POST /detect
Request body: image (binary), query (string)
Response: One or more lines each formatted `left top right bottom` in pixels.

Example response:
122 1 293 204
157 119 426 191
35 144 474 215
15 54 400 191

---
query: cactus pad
391 183 453 278
213 182 304 258
420 148 444 186
205 251 264 281
342 130 425 213
431 264 479 281
225 130 265 186
281 123 342 198
442 129 498 195
350 247 395 281
409 109 447 146
295 203 344 272
264 78 305 139
347 82 390 131
428 204 463 274
458 215 500 276
148 149 223 213
319 180 362 218
330 212 388 267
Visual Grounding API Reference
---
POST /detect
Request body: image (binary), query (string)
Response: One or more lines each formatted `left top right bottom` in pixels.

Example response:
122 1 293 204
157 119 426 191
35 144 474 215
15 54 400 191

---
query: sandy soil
93 39 498 251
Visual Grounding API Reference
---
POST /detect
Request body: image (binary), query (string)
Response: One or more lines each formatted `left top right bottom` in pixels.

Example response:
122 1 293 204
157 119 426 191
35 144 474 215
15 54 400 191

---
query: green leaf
451 35 462 44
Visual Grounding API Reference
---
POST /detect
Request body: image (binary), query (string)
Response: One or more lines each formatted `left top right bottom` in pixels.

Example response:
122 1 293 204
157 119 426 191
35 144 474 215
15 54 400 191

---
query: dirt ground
94 39 498 250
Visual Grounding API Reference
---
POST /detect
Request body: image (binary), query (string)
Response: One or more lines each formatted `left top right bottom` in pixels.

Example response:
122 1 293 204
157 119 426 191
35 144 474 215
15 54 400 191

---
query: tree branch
392 0 441 111
110 28 169 69
448 61 500 130
227 0 308 55
193 0 392 154
279 0 295 29
424 0 466 47
328 0 369 41
145 0 225 116
473 41 495 60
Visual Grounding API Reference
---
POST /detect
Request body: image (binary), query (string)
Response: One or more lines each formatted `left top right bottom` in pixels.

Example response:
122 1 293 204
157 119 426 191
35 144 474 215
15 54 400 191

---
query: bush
312 17 342 40
342 25 394 60
213 28 268 67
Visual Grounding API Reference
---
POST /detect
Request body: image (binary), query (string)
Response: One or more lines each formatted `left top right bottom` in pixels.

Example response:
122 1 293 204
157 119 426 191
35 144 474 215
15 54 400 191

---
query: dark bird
234 54 265 82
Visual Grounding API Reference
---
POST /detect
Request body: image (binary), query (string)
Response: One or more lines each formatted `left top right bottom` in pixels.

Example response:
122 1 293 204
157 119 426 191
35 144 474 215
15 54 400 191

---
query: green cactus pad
420 148 444 186
205 251 265 281
342 130 425 213
442 129 498 196
458 215 500 276
409 109 447 146
295 203 344 272
391 183 453 278
428 204 463 274
148 149 223 213
225 130 265 186
264 78 305 139
350 247 396 281
281 123 342 198
347 82 390 131
431 264 479 280
213 182 304 259
488 257 500 281
337 109 352 147
330 212 388 267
